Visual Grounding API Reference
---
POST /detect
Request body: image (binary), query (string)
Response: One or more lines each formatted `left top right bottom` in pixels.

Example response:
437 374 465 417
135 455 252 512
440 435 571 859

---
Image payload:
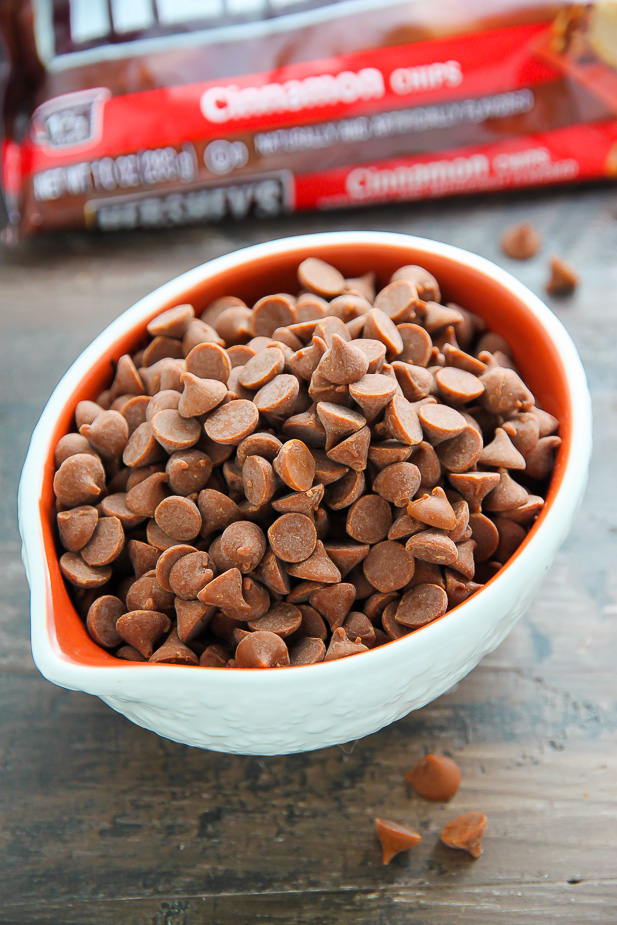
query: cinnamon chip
60 552 111 588
443 343 487 376
435 367 484 403
368 441 413 470
204 400 259 445
239 347 286 389
149 626 199 665
273 439 315 491
298 258 345 297
242 455 276 506
125 573 174 614
283 407 326 446
86 595 124 648
57 506 99 552
80 410 129 460
343 611 376 647
326 425 371 471
363 541 414 592
502 412 539 455
440 812 487 858
169 551 213 600
381 601 409 639
546 255 578 295
198 489 240 534
324 626 368 661
219 521 267 572
352 338 387 374
198 643 230 667
166 450 212 496
290 636 326 666
81 516 125 566
316 402 366 451
185 342 231 383
395 583 448 627
478 427 526 469
448 471 500 511
315 317 351 347
116 610 172 658
406 754 462 801
323 542 369 577
151 409 201 453
501 222 541 260
363 309 404 358
398 323 433 366
524 435 561 479
374 279 418 322
385 395 423 445
250 295 295 337
349 373 398 420
469 512 500 562
445 569 483 608
74 401 104 431
479 366 533 416
237 432 284 465
99 492 144 528
392 362 434 402
407 486 457 530
419 403 466 443
147 304 195 339
286 540 341 583
126 471 168 518
484 469 528 512
254 374 300 415
236 631 290 668
346 494 393 544
123 422 167 467
500 495 544 524
155 496 202 541
198 567 250 616
422 301 463 333
436 426 483 473
155 544 196 592
308 582 356 630
268 513 317 563
405 530 458 565
53 453 106 508
412 441 442 488
248 602 302 637
178 373 226 417
317 334 369 385
375 818 422 865
127 540 160 578
391 264 440 301
369 462 419 508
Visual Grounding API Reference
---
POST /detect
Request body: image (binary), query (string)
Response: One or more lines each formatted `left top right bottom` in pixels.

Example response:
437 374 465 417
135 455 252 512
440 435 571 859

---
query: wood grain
1 185 616 924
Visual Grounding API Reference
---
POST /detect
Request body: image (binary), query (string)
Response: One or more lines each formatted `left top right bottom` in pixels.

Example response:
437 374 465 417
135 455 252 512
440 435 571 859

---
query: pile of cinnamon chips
53 257 560 668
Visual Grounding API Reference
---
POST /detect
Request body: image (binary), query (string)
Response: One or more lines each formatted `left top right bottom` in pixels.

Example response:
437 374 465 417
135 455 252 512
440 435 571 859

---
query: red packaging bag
1 0 616 240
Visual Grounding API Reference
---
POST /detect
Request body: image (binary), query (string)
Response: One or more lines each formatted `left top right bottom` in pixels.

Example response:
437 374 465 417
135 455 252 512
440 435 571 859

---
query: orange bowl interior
39 240 572 667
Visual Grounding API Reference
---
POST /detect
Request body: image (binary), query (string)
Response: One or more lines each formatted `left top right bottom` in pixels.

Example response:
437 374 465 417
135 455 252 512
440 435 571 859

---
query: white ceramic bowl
19 232 591 755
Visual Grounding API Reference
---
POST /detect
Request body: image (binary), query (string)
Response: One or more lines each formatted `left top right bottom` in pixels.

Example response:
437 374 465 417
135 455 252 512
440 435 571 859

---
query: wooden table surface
1 186 616 925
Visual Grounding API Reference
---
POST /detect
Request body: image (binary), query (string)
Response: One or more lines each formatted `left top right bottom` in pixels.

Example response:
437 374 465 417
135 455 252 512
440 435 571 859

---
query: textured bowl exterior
19 232 592 755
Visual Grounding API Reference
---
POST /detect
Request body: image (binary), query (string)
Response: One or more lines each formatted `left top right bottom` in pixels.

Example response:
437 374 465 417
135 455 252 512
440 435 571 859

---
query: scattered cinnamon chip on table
406 754 462 801
546 255 579 296
440 811 487 858
374 818 422 865
501 222 542 260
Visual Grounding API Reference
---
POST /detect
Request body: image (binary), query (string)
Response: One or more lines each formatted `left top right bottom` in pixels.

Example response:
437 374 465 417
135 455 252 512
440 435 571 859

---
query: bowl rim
19 230 592 692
